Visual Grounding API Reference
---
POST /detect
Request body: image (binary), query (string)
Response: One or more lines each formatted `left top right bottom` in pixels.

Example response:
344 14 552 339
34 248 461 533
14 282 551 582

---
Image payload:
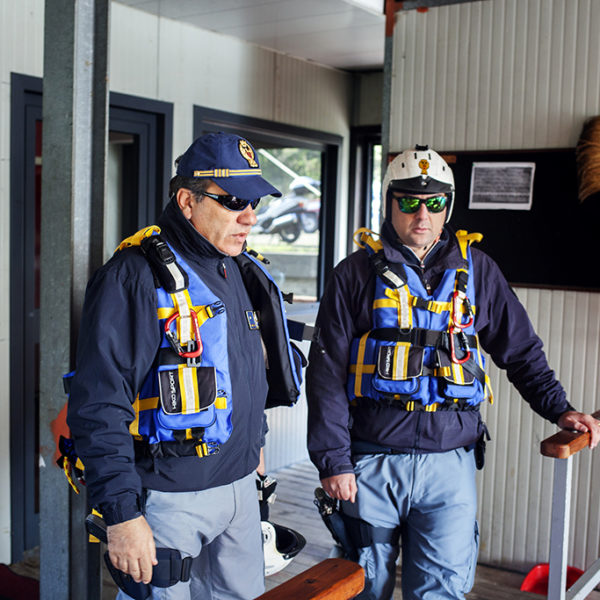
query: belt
351 441 406 455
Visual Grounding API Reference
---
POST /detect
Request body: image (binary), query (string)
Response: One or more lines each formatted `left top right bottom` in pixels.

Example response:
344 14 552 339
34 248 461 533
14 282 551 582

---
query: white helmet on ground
382 144 455 222
262 520 306 576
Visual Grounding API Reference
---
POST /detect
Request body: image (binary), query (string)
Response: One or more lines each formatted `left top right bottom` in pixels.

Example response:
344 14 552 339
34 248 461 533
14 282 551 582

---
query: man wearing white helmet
307 145 600 599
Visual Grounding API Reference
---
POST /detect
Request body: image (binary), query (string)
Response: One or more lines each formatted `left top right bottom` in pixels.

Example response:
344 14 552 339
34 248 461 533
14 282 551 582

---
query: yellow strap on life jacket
353 331 371 397
353 228 382 252
455 230 483 261
88 508 103 544
62 458 80 495
115 225 161 252
157 302 218 326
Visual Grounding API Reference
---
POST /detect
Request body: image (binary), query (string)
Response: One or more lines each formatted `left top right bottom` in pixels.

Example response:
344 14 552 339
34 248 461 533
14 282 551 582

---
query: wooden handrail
255 558 365 600
540 410 600 459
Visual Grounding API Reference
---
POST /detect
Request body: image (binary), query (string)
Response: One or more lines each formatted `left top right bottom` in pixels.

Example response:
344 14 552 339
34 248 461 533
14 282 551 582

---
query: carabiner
452 291 474 329
450 330 471 364
164 310 203 359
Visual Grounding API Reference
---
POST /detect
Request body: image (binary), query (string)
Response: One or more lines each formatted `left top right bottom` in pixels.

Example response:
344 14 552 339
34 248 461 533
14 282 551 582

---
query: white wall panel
390 0 600 152
478 288 600 571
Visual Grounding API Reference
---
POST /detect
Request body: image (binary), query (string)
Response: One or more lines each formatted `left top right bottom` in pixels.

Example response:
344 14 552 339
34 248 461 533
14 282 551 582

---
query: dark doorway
348 125 382 254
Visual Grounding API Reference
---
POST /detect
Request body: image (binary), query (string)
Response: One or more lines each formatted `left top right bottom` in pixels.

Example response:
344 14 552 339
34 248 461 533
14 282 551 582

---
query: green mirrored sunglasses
395 195 448 214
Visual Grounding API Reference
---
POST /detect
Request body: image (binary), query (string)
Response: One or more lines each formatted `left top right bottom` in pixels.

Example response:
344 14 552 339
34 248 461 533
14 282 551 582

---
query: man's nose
239 203 258 225
414 202 429 217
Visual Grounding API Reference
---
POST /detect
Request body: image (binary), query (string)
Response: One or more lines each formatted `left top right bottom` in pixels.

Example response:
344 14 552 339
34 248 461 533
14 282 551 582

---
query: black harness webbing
140 234 188 292
370 249 406 289
367 327 477 349
340 512 400 548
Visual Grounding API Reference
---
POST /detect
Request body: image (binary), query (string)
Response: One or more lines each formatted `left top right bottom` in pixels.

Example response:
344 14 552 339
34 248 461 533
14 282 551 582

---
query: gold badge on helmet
419 158 430 175
238 140 258 168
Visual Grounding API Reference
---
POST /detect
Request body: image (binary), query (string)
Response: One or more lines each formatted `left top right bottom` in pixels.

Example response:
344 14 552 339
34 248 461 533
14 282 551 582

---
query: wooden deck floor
266 460 600 600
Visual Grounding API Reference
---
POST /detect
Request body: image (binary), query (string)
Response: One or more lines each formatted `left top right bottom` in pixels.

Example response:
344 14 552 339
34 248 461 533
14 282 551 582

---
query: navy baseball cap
176 132 281 200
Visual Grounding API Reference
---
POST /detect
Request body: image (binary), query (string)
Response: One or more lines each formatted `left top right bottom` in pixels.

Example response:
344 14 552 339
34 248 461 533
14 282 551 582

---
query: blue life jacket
347 229 493 411
64 226 305 463
129 230 233 457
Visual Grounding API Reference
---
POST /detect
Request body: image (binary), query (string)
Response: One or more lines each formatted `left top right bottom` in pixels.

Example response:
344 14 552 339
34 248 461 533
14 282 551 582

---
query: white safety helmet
262 520 306 577
382 145 455 222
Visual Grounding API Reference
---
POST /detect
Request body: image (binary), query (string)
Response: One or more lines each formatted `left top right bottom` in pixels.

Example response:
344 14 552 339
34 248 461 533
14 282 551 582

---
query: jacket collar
379 220 466 272
158 197 227 260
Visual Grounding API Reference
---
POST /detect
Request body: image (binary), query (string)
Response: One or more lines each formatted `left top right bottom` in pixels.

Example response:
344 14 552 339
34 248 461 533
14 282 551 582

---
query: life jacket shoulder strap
353 228 407 289
116 225 161 251
455 229 483 261
115 226 189 294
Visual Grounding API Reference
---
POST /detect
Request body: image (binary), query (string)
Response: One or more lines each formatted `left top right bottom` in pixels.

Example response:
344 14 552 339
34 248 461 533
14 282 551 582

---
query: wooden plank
255 559 364 600
540 410 600 458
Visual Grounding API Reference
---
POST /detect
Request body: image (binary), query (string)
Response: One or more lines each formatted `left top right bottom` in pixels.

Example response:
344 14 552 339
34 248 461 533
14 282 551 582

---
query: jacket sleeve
306 253 372 479
473 250 574 423
67 252 160 525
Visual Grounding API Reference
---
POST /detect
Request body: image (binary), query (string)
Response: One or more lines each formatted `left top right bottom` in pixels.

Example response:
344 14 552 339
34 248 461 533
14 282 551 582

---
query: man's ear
176 188 195 219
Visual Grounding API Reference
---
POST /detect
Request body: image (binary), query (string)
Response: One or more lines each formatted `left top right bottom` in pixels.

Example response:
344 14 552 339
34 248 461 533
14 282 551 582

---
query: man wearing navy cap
68 132 287 598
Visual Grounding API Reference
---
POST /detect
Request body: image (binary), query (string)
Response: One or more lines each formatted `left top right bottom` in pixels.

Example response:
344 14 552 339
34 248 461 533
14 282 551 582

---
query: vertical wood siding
390 0 600 152
478 289 600 571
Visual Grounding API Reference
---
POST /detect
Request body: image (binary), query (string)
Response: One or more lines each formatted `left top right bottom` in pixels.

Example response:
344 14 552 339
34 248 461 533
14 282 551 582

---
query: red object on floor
520 562 584 595
0 564 39 599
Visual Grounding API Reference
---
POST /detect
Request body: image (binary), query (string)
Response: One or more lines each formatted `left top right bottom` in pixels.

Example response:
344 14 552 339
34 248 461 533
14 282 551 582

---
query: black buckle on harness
141 235 189 294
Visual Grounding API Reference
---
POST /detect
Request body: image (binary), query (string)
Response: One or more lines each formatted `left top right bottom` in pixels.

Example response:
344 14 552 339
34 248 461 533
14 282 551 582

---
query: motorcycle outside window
247 147 322 303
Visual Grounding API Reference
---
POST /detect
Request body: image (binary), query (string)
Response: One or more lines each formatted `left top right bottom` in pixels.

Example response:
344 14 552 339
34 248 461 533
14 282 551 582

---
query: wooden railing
255 558 364 600
540 410 600 600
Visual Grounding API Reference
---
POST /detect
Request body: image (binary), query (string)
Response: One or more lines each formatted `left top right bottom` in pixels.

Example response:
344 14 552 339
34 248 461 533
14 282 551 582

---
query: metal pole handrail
540 410 600 600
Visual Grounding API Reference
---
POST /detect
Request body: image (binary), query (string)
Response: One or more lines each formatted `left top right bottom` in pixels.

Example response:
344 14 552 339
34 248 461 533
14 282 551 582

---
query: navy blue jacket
67 199 268 525
307 222 574 479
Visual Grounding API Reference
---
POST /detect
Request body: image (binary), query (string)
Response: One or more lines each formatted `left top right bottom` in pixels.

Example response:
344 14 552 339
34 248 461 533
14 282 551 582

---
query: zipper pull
219 261 228 279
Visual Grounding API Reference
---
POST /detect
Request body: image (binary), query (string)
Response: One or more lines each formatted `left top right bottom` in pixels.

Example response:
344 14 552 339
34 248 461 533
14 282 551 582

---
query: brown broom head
576 116 600 204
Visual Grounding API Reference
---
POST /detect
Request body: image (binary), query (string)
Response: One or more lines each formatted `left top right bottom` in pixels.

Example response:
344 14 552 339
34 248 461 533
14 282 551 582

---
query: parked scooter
253 177 321 244
254 196 303 243
288 177 321 234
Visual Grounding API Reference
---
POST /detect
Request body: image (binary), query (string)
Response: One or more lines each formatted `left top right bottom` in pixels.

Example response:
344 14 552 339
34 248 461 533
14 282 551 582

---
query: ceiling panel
115 0 386 70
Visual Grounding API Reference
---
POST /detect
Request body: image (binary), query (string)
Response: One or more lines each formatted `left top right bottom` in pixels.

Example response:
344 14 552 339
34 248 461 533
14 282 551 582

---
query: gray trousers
116 471 264 600
343 448 479 600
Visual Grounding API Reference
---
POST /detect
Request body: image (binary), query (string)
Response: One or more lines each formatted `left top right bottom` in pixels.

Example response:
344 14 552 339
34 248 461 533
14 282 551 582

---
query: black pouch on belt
473 424 491 470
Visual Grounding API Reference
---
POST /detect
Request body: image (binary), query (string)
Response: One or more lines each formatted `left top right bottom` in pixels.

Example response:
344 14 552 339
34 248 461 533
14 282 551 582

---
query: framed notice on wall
469 162 535 210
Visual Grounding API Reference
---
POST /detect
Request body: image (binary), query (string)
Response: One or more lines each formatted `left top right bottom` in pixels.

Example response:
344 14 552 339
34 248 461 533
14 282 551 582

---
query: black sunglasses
394 195 448 214
202 191 261 212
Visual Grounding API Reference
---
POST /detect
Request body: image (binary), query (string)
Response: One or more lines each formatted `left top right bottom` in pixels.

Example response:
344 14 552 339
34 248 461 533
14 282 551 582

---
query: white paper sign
469 162 535 210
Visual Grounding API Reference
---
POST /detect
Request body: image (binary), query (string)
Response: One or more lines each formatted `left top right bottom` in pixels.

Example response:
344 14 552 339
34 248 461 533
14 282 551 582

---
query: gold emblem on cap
238 140 258 168
419 158 430 175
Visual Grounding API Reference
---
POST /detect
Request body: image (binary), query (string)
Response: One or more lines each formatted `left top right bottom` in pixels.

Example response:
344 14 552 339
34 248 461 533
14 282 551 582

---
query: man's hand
321 473 358 503
557 410 600 449
107 515 157 584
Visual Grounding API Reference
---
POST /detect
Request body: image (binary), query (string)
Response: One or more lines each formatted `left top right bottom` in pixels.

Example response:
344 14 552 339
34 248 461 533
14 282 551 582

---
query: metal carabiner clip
452 291 474 329
450 329 471 365
164 310 203 361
